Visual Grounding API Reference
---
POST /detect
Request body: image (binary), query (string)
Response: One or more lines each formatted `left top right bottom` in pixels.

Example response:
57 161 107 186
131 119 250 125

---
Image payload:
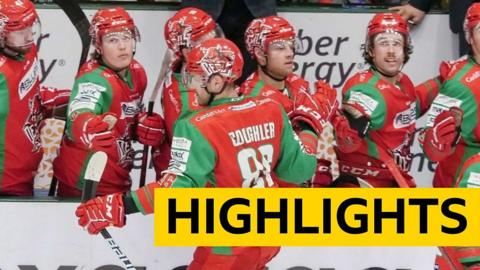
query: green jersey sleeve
66 71 113 137
167 117 217 188
344 86 387 130
275 110 317 183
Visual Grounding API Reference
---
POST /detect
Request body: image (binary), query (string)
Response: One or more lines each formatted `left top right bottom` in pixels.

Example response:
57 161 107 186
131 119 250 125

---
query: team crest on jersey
393 102 416 129
116 132 135 168
120 98 142 119
22 95 42 152
18 58 39 100
392 132 414 172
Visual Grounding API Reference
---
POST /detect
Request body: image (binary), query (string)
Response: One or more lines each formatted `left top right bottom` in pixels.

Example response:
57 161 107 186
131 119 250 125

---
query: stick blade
85 151 108 183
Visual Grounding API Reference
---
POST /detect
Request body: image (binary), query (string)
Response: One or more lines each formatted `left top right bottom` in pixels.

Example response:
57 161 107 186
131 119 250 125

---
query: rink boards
0 201 437 269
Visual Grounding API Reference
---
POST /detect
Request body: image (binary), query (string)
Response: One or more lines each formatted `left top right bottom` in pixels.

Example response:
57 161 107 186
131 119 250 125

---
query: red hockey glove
439 60 455 83
313 80 338 121
76 193 126 235
39 86 71 109
310 159 333 187
136 112 165 147
332 113 362 153
71 112 118 151
289 90 325 135
422 108 462 162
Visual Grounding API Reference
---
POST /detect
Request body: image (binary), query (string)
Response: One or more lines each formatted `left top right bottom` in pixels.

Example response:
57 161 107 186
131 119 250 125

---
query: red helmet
367 13 409 38
164 7 216 57
186 38 243 83
464 3 480 41
364 13 411 53
90 7 138 48
244 15 296 58
0 0 38 38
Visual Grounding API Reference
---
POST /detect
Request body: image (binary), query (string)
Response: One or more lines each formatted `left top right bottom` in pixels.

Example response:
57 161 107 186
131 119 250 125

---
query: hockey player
242 15 338 187
152 7 220 177
0 0 69 196
53 7 164 197
420 2 480 190
420 5 480 268
75 38 322 269
334 13 435 187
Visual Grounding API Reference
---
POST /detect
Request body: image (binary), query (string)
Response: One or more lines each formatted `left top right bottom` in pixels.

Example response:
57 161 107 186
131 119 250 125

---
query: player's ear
206 73 226 94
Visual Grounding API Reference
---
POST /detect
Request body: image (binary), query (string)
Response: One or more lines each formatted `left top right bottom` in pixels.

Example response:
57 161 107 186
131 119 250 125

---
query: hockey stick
48 0 91 196
53 0 91 71
139 49 173 188
81 151 135 270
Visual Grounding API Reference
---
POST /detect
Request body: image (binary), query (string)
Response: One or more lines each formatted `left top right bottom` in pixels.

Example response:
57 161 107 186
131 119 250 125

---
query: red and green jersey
162 71 203 140
152 71 203 175
425 56 480 187
241 71 335 187
53 59 147 195
241 71 304 113
339 69 421 186
0 47 43 195
455 154 480 188
128 96 317 214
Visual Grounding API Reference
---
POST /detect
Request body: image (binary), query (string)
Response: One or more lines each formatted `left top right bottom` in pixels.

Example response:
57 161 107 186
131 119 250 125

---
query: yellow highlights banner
154 188 480 246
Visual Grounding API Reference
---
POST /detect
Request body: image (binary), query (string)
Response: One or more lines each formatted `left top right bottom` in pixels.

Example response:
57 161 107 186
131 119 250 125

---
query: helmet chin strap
260 56 286 82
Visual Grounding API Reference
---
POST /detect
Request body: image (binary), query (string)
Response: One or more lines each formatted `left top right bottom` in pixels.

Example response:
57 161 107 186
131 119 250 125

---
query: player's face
100 31 135 71
469 25 480 58
186 73 210 105
5 26 35 53
264 39 295 78
369 33 405 77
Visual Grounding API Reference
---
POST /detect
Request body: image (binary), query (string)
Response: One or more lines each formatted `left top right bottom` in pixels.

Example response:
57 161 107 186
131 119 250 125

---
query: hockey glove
313 80 338 121
332 113 363 153
421 107 462 162
310 159 333 187
39 86 71 109
71 112 118 151
76 193 126 235
136 112 165 147
289 90 326 136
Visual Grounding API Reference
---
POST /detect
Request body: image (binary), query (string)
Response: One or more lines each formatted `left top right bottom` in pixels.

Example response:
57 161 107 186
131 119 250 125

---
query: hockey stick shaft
49 0 91 196
81 152 135 269
138 50 173 188
139 101 154 188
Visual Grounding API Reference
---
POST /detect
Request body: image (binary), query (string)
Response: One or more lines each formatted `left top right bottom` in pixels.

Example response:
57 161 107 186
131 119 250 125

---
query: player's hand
313 80 338 122
422 108 462 161
289 90 326 136
136 112 165 147
39 86 71 109
75 193 126 235
389 4 426 25
72 112 118 151
332 113 362 153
